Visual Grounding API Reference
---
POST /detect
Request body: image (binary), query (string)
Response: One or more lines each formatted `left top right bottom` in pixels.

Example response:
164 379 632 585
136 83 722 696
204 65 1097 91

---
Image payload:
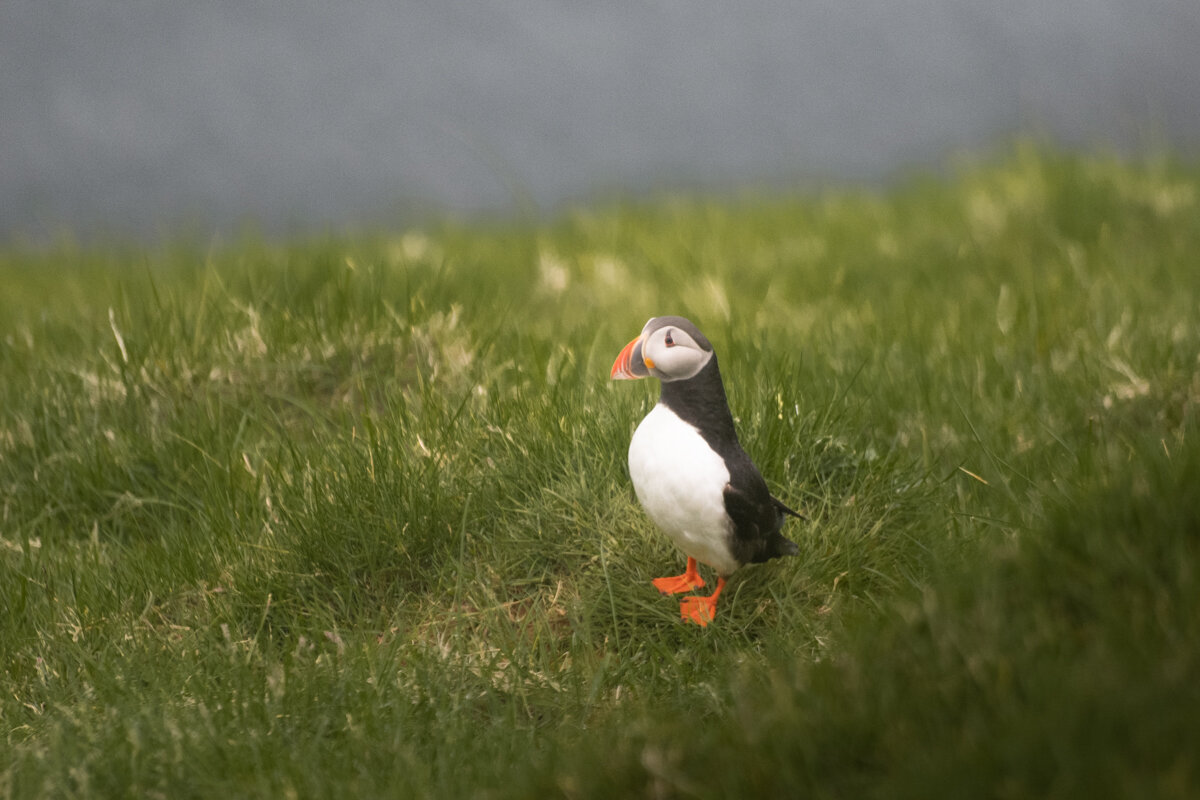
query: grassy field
2 147 1199 797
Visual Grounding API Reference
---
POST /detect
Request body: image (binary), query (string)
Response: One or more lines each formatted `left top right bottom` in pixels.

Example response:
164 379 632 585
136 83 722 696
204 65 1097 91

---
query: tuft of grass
2 146 1199 797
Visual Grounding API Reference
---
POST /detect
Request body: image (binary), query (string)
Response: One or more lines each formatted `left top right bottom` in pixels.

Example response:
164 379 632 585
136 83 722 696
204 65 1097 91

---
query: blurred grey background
3 1 1198 242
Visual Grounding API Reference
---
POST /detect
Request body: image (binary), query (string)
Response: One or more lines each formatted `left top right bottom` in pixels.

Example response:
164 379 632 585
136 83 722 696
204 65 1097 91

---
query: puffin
611 315 802 626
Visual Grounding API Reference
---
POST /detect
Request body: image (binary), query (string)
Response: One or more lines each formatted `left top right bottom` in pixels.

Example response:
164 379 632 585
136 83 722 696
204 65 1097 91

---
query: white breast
627 403 739 576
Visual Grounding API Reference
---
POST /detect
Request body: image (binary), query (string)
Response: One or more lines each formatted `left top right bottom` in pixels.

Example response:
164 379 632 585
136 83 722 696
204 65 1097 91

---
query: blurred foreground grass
2 147 1199 797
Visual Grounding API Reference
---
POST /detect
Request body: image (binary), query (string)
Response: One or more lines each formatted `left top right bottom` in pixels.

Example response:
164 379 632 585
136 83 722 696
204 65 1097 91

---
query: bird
610 315 802 626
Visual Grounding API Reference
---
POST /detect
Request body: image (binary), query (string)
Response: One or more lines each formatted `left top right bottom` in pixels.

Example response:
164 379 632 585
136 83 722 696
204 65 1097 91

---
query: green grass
3 146 1199 797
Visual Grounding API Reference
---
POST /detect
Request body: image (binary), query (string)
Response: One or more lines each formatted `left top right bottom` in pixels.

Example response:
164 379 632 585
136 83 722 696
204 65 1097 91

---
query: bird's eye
664 330 675 347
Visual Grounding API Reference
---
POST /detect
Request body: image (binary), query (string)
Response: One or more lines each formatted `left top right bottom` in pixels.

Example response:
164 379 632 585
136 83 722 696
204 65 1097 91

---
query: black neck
658 356 740 452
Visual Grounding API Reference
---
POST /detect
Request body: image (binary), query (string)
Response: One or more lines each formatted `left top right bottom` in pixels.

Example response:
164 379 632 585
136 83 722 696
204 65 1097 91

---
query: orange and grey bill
610 334 645 380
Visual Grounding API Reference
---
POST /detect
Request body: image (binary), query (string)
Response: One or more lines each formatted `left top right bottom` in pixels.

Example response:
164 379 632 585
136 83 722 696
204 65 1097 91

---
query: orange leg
651 557 706 595
679 576 726 627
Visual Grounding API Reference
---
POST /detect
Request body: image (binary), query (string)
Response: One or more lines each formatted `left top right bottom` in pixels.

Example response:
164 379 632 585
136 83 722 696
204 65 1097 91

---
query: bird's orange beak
611 334 649 380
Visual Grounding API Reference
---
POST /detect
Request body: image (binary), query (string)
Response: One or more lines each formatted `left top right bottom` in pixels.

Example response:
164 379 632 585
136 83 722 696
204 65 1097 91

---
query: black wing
722 449 801 566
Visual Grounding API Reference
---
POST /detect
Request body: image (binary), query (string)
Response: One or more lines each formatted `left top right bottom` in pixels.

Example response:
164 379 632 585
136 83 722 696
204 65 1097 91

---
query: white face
641 321 713 382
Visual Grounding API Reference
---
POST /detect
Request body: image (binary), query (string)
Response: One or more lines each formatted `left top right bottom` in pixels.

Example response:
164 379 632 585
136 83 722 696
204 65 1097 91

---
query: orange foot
652 557 705 595
679 577 726 627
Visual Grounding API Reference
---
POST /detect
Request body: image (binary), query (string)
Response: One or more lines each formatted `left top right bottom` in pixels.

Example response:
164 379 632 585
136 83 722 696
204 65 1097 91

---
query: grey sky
2 1 1198 241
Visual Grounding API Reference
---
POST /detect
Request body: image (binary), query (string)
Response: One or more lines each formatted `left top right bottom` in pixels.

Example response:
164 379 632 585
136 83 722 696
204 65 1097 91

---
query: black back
658 355 800 568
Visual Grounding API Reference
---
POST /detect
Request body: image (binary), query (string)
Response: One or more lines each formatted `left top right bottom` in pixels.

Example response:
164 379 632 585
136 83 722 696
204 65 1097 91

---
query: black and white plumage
611 315 801 625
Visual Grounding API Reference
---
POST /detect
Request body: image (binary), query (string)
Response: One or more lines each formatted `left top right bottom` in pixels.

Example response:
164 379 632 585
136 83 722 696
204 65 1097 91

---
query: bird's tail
754 530 799 562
